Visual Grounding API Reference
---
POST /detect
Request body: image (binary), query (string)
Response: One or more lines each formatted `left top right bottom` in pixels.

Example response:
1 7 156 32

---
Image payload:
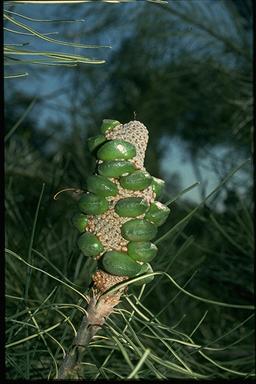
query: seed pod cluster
72 119 170 292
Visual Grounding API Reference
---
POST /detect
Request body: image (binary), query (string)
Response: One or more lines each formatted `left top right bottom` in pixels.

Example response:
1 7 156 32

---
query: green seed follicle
87 134 107 154
86 175 118 197
97 140 136 161
77 232 104 257
77 120 170 287
144 201 170 226
78 193 109 215
127 241 157 262
102 250 142 277
72 212 88 233
119 170 152 191
100 119 121 134
114 197 149 218
151 177 165 199
98 160 136 178
121 219 158 242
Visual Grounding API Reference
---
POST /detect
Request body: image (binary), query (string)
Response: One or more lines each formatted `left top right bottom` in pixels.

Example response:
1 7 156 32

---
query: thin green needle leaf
209 214 248 254
194 314 255 352
165 182 200 205
4 72 28 78
5 97 37 142
4 26 59 35
53 308 77 338
4 13 111 49
5 59 78 66
5 295 40 303
189 311 208 337
162 272 254 310
107 321 165 379
5 320 67 349
140 332 222 351
9 319 37 329
123 320 202 378
153 1 250 60
8 288 58 343
4 9 85 23
6 355 26 378
111 336 135 372
4 42 30 46
28 310 58 378
144 236 195 299
125 297 150 322
127 349 151 379
47 335 67 361
5 249 88 301
31 248 80 287
102 271 254 310
24 183 45 304
149 326 193 374
4 47 106 64
155 158 251 244
198 351 251 376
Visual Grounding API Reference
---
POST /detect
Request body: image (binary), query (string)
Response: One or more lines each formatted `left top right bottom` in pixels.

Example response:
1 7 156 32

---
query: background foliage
5 0 254 380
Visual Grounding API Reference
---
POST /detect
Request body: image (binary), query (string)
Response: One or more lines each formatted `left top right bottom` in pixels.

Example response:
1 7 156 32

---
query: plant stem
57 288 123 379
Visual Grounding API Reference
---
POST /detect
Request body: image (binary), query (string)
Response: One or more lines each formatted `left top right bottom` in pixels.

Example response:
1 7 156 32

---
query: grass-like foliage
5 137 254 378
5 0 254 380
4 1 168 78
4 6 110 79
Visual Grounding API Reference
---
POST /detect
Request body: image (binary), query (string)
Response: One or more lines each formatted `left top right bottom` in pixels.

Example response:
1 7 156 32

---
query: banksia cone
57 120 170 379
76 120 171 294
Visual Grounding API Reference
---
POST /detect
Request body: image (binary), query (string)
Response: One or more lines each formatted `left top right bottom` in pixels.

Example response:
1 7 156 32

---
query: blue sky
4 1 250 208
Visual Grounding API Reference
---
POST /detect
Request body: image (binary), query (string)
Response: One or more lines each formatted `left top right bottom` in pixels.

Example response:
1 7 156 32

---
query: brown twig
57 286 124 379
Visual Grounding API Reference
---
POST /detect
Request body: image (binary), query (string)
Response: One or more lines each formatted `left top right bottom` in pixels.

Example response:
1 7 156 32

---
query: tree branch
57 286 124 379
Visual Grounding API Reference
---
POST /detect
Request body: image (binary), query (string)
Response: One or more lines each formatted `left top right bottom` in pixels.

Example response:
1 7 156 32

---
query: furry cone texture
89 121 156 325
57 121 155 379
92 121 155 293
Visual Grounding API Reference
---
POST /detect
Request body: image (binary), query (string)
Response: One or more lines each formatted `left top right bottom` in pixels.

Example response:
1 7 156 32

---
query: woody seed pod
102 250 142 277
86 175 118 197
72 212 88 232
127 241 157 263
97 140 136 161
79 193 109 215
87 134 107 153
114 197 149 217
144 201 170 226
151 177 165 198
101 119 121 134
98 160 136 178
77 232 104 257
119 170 152 191
121 219 157 242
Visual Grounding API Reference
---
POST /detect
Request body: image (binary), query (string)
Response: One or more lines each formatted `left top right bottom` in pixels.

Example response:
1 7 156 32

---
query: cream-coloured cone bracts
57 120 169 379
91 121 155 293
75 119 169 295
